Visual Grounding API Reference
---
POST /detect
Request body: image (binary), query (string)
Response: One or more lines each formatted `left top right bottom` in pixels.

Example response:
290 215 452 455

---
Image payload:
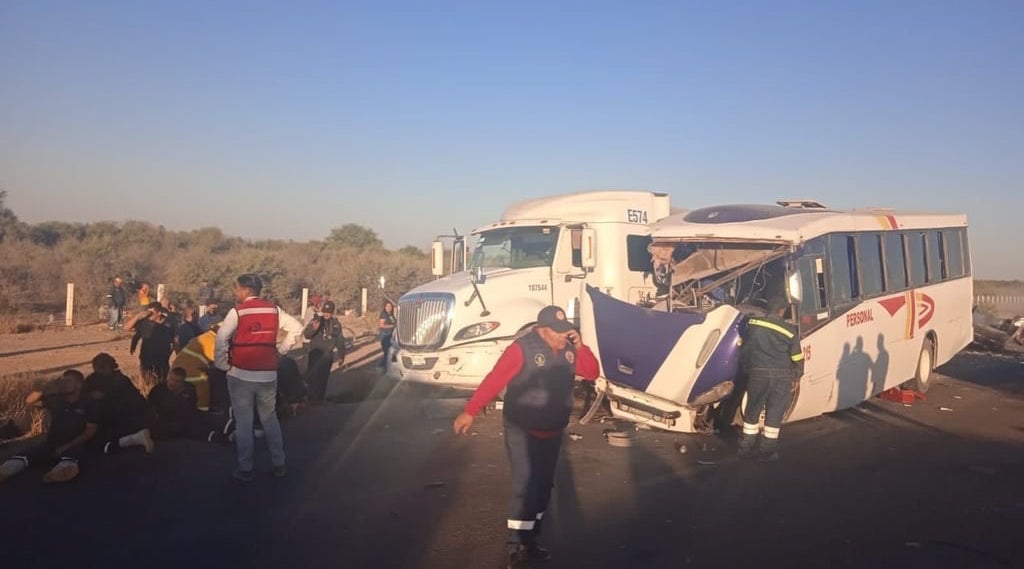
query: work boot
0 457 28 482
759 438 780 462
507 545 533 569
42 460 79 483
525 542 551 562
118 428 155 454
737 433 758 459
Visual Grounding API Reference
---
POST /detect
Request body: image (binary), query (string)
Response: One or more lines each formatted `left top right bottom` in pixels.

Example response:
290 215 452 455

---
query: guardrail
975 295 1024 317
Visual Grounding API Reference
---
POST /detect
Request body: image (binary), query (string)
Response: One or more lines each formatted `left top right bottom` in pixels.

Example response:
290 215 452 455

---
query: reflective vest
502 330 578 431
231 298 280 371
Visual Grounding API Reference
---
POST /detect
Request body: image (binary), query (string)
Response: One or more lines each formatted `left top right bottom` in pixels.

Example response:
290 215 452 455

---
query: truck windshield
469 226 560 270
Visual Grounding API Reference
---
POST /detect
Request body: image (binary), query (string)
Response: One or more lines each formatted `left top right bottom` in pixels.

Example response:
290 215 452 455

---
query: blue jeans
227 376 285 471
108 305 124 328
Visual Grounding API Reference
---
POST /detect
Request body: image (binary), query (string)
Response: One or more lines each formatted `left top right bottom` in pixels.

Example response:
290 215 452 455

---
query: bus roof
651 204 968 245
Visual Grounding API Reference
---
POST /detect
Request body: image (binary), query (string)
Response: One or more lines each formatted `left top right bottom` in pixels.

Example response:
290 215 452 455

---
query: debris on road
880 387 925 404
568 432 583 441
696 460 717 466
604 430 635 448
939 406 953 412
677 445 688 454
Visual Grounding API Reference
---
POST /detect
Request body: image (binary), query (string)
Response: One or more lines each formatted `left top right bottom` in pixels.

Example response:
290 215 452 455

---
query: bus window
857 233 885 296
884 233 908 292
828 234 858 303
926 231 944 282
960 229 971 276
943 229 965 278
797 255 828 334
907 232 927 287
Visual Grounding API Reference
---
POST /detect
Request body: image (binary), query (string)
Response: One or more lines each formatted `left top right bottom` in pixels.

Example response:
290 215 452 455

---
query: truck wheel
908 338 935 394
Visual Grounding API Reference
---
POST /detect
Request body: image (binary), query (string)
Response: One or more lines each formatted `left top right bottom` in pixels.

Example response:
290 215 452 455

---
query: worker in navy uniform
454 306 600 569
737 296 804 461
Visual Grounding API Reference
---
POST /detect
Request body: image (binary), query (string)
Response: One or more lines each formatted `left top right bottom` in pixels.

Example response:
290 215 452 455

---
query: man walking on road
215 274 302 481
453 306 600 569
106 276 127 330
737 296 805 462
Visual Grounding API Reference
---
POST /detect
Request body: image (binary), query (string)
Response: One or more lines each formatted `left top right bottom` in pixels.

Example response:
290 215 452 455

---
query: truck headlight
454 321 500 341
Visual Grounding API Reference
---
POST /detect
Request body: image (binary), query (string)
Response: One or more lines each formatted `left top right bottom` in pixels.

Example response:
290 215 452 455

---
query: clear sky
1 1 1021 278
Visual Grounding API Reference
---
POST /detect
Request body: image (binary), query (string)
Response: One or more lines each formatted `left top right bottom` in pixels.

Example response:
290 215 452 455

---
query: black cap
322 301 336 313
536 305 574 333
766 296 789 313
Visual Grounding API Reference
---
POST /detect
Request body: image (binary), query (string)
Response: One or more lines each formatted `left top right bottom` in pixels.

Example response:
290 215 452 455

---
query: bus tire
909 338 935 394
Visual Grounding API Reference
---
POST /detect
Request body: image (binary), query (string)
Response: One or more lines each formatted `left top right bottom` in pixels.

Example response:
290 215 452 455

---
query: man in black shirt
83 353 154 454
303 301 346 403
149 367 232 442
0 370 93 483
129 302 177 382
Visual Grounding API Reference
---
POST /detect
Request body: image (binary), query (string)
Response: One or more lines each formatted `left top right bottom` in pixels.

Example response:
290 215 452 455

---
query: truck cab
389 190 673 388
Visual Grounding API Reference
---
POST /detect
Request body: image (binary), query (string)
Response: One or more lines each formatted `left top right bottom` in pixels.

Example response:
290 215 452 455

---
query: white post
157 283 166 304
65 283 74 327
301 288 310 321
361 287 368 316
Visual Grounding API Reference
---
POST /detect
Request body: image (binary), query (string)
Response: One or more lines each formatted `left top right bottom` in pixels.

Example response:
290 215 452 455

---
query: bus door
786 246 839 422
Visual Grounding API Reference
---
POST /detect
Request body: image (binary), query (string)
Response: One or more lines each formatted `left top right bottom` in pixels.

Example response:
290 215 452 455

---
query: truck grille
397 293 453 349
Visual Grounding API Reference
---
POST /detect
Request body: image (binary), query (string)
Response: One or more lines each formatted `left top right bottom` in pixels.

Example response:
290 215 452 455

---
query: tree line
0 191 432 318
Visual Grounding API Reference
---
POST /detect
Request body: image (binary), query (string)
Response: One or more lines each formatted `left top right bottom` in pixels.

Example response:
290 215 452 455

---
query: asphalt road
2 350 1024 569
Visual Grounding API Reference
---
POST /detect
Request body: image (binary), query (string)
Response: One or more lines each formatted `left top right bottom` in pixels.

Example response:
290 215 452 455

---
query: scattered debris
939 406 953 412
431 428 446 435
880 387 925 404
568 432 583 441
953 395 963 400
604 430 636 448
696 460 717 466
677 445 688 454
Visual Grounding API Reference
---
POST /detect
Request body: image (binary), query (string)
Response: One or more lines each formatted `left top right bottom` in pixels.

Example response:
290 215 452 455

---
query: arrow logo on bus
878 292 935 339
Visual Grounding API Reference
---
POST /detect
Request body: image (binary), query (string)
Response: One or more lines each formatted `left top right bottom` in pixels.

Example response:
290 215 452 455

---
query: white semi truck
388 190 674 388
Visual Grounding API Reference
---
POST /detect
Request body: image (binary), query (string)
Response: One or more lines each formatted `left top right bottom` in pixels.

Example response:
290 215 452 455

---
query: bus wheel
910 338 935 394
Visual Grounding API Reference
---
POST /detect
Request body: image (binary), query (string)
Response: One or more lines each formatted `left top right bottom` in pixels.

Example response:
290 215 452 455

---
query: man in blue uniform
738 296 804 461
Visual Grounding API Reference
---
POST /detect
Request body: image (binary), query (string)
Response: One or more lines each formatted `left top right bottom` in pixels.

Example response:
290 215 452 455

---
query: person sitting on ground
148 367 233 443
0 371 93 484
82 353 154 455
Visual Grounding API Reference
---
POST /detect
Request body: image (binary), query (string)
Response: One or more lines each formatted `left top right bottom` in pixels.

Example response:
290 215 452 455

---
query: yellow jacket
171 331 217 408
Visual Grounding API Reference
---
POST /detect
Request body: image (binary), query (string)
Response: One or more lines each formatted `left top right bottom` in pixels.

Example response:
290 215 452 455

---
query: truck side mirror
431 241 444 277
581 228 597 270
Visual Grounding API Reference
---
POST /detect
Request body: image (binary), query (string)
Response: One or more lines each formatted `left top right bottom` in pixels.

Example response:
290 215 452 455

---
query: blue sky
1 1 1021 278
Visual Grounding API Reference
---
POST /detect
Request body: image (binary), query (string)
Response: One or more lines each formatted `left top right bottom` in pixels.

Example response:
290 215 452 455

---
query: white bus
581 201 973 433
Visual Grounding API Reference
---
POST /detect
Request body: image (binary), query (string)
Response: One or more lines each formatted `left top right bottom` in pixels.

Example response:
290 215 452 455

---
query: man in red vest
214 274 303 482
454 305 600 569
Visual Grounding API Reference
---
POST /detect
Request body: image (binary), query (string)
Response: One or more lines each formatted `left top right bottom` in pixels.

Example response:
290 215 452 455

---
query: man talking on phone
453 305 600 569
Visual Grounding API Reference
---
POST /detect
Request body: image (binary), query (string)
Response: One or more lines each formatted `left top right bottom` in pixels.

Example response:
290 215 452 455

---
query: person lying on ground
82 353 155 455
0 370 92 484
148 367 233 443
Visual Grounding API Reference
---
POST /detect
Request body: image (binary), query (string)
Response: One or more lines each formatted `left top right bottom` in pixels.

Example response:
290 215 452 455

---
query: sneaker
42 460 79 483
233 468 254 482
272 465 286 478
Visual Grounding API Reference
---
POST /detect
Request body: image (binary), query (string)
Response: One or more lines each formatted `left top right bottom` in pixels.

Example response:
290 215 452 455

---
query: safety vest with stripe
230 298 280 371
741 315 804 378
